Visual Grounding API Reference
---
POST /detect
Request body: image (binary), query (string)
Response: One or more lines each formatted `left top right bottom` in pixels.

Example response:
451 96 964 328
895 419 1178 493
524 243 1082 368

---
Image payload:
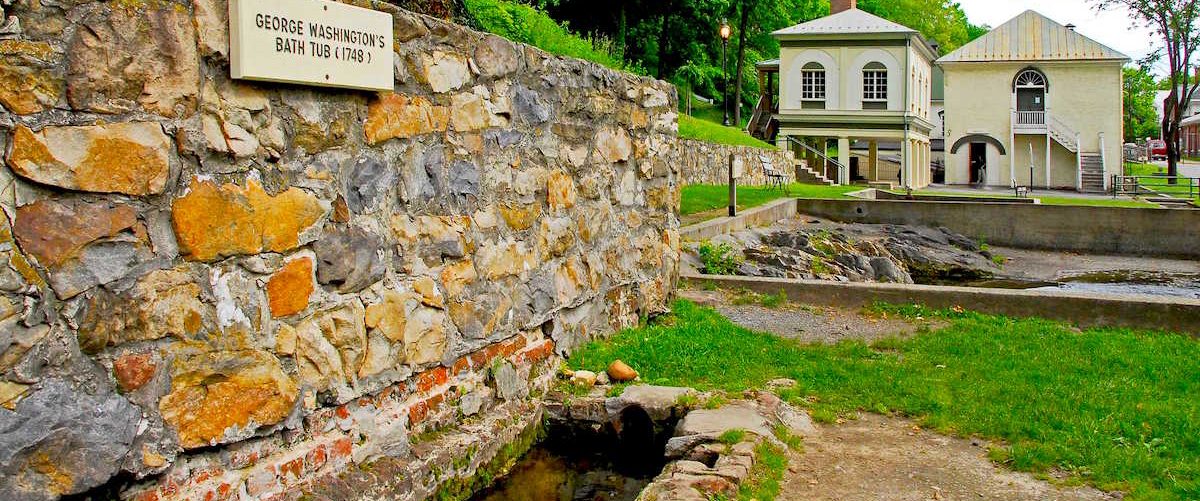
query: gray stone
403 146 444 206
606 385 695 422
512 85 552 125
491 361 527 401
0 380 140 500
475 35 522 78
343 156 396 214
47 239 151 300
870 256 911 284
448 160 480 206
313 226 386 293
674 402 774 441
485 129 524 148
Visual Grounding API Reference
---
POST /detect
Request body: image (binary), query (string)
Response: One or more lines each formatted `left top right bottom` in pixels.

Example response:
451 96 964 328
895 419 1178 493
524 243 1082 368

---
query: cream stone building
938 11 1128 192
751 0 936 188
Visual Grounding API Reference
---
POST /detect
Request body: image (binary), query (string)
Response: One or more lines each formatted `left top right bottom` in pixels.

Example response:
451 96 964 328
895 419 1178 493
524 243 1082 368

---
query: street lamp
719 19 732 127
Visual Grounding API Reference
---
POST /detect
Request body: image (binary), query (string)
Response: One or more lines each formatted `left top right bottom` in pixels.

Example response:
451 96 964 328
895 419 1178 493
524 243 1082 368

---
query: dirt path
679 289 936 344
783 414 1117 501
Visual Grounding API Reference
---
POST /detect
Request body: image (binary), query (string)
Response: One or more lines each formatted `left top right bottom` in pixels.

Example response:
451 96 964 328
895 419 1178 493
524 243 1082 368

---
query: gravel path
679 290 935 344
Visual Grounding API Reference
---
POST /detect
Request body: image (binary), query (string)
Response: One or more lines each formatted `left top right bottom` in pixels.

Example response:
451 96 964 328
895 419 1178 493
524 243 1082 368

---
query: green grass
571 300 1200 500
680 183 860 216
465 0 636 73
678 115 774 149
1125 162 1164 177
683 98 750 130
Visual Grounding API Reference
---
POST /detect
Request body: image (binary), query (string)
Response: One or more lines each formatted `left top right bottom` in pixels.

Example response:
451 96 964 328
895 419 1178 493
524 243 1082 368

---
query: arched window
1014 69 1047 90
862 61 888 110
1014 69 1047 115
801 62 826 109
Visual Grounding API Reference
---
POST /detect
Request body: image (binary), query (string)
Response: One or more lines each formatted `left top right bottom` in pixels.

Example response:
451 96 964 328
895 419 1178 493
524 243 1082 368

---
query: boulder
606 359 638 382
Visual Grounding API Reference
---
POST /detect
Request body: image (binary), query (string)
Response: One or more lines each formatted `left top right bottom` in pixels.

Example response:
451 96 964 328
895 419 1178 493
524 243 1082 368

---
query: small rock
607 359 638 382
570 370 597 388
596 372 610 386
765 378 797 389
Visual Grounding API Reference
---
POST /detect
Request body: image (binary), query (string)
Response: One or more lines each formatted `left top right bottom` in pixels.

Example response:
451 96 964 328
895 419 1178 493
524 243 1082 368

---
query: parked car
1150 139 1168 160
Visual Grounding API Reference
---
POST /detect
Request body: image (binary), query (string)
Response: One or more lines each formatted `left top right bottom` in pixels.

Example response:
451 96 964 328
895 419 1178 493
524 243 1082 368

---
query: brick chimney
831 0 857 14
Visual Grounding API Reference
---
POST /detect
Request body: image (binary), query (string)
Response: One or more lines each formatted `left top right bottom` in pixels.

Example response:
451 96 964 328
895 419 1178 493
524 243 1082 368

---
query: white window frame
801 65 826 102
862 65 888 103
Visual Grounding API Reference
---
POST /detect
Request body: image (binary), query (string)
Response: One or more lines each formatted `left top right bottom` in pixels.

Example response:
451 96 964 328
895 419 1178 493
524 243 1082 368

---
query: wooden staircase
1080 153 1105 193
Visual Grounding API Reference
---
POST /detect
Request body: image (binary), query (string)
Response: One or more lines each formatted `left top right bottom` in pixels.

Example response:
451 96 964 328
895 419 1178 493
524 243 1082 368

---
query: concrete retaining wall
681 198 798 241
686 274 1200 336
795 199 1200 258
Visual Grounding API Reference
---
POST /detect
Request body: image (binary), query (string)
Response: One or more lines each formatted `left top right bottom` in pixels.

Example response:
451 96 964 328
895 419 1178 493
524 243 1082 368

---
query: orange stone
266 257 314 318
0 60 62 115
6 123 171 196
13 199 138 267
171 179 324 262
546 170 577 210
363 92 450 145
113 353 157 391
159 350 298 449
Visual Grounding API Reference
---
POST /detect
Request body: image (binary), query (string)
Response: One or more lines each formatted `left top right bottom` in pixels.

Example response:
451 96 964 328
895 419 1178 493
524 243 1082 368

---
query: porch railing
1013 110 1046 127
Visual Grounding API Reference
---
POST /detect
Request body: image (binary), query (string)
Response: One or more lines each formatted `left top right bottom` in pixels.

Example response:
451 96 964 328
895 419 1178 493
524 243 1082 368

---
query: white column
837 137 851 185
1045 134 1052 189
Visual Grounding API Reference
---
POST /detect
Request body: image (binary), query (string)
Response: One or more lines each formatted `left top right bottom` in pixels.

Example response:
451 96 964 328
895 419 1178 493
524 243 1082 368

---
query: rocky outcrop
688 219 1001 284
0 3 678 500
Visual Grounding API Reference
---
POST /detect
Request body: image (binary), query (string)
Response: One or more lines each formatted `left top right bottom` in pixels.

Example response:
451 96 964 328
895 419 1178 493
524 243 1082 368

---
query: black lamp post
719 19 732 127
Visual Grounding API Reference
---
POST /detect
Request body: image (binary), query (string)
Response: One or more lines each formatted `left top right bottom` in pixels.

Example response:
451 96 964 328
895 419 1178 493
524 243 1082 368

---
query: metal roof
773 8 917 37
938 10 1128 63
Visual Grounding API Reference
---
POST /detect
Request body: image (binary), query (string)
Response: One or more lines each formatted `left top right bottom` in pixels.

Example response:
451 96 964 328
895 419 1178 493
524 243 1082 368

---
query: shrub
464 0 635 73
697 241 741 275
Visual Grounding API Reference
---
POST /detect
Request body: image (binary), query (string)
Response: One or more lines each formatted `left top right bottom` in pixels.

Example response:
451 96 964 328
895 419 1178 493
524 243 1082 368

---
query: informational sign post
229 0 394 91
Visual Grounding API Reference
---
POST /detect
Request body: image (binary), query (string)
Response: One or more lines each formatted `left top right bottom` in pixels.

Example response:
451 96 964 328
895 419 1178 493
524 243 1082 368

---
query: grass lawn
1125 162 1164 177
571 300 1200 500
681 183 859 216
679 115 775 149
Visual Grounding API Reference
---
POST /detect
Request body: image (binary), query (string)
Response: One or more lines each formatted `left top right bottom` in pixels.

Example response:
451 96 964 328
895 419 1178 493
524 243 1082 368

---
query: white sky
956 0 1161 72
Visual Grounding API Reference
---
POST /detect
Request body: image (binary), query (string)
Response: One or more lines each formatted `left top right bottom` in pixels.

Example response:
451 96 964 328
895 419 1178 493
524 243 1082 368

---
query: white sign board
731 157 745 179
230 0 394 91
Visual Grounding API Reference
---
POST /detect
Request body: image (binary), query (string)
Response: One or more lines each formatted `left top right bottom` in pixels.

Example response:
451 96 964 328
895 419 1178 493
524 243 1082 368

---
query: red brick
278 457 303 480
451 355 471 376
133 490 160 501
330 437 353 460
408 400 429 425
306 444 327 472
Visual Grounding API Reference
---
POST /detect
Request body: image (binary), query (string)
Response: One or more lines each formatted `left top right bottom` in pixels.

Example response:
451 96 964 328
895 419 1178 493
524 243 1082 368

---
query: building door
969 143 986 184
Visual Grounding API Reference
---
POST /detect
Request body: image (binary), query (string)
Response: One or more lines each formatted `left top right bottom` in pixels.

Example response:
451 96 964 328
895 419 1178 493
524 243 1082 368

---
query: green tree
674 62 707 115
1093 0 1200 181
1124 64 1162 142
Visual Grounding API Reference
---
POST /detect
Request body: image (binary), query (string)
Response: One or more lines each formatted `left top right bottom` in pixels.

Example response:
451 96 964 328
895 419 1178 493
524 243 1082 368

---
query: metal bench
763 165 789 193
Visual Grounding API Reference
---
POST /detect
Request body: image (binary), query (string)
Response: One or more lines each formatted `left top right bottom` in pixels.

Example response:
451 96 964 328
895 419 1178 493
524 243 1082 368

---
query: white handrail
1098 132 1107 190
1076 133 1083 191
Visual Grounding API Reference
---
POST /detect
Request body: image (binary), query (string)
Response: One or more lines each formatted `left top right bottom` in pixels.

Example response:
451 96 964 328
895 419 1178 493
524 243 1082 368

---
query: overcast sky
956 0 1160 72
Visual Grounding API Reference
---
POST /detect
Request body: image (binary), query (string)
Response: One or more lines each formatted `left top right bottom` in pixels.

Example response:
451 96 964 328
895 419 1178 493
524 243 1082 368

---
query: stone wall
0 1 679 499
677 138 792 187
